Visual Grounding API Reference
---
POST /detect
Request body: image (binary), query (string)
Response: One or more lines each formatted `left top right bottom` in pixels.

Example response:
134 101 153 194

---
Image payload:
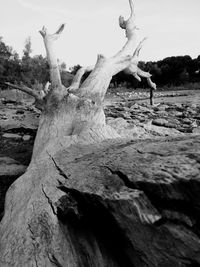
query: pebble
152 118 169 127
182 118 192 125
2 133 21 139
22 135 31 141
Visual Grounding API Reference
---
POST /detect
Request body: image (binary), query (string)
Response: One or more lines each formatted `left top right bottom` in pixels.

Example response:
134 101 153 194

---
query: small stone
0 114 7 120
2 133 21 139
130 103 139 110
191 121 198 128
190 104 197 109
152 118 168 127
156 104 169 111
138 106 153 113
22 135 31 141
172 111 183 117
115 107 125 112
193 127 200 135
155 111 168 116
174 103 184 111
117 112 131 120
16 110 25 115
186 108 196 115
182 118 192 125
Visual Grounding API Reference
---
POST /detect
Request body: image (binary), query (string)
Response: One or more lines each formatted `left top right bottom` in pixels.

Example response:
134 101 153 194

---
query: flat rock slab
2 133 22 139
53 135 200 267
0 156 26 177
0 105 39 132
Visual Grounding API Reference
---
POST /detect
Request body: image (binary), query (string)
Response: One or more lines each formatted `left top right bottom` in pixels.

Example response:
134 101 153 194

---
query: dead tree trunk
0 1 157 266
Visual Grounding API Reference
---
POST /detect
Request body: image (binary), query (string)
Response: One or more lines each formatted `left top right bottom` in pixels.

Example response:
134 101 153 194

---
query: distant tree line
111 55 200 88
0 37 73 90
1 36 200 90
69 56 200 89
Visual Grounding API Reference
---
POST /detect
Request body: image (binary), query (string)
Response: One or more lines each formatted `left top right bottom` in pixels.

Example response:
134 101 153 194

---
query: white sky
1 0 200 69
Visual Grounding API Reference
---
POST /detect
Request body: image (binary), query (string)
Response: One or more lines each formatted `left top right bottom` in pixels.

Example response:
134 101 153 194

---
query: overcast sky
1 0 200 69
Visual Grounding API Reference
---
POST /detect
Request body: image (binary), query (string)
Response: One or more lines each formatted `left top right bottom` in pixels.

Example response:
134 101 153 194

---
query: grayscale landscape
0 0 200 266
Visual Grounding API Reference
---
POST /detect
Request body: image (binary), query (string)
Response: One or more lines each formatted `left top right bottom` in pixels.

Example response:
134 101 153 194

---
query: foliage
21 37 50 87
0 37 21 88
0 36 50 89
1 35 200 91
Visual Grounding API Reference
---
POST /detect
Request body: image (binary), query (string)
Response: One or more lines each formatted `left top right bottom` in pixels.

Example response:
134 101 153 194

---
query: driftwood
3 1 193 266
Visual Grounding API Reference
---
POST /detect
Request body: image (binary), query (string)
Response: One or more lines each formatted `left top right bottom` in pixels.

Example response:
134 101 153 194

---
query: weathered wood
39 24 65 90
5 82 42 100
0 1 163 266
1 135 200 266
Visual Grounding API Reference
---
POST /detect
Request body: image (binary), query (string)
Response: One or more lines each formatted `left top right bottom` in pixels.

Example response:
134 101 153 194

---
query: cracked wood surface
0 0 189 266
1 135 200 266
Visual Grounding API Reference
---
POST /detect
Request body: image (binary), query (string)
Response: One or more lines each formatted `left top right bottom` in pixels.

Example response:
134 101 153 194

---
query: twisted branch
114 0 138 60
5 82 43 100
39 24 65 89
68 66 93 92
125 37 157 90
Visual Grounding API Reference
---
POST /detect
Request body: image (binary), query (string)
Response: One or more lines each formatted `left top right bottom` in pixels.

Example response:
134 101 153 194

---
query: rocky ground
0 99 38 163
1 89 200 265
105 89 200 138
53 134 200 266
1 89 200 214
1 89 200 166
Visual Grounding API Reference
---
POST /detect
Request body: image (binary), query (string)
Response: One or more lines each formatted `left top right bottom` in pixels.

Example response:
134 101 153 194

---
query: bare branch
119 0 136 34
147 77 157 90
115 0 138 60
124 37 147 75
132 73 141 81
5 82 42 100
55 24 65 36
43 81 51 94
68 66 93 92
132 37 147 59
72 0 155 102
39 24 65 41
125 66 156 89
39 24 65 89
104 0 140 80
39 26 48 38
137 68 151 78
129 0 135 17
123 34 157 89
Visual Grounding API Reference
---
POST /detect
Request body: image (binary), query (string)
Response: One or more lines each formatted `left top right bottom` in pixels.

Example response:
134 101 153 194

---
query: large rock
0 103 39 132
2 133 21 139
1 95 200 266
53 135 200 267
152 118 169 127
